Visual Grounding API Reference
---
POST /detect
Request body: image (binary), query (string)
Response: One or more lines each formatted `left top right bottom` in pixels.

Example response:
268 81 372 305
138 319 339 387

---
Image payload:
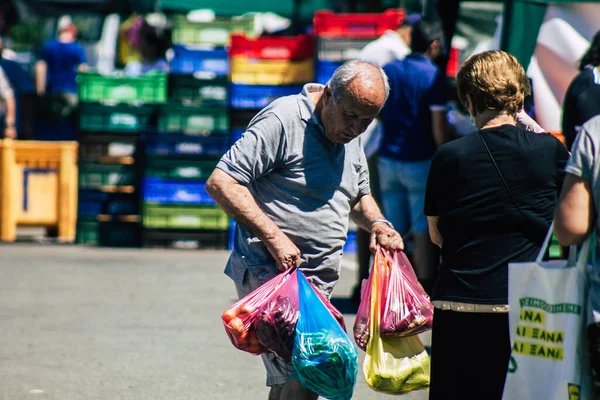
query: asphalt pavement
0 244 429 400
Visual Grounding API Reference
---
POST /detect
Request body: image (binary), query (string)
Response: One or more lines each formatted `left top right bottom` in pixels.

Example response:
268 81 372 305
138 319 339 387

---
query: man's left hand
369 223 404 253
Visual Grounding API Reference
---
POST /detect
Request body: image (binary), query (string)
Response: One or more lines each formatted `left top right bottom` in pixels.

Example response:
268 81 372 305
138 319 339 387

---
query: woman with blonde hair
424 50 569 399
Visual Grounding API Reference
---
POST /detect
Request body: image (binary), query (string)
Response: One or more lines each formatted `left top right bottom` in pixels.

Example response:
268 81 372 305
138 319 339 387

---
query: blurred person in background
125 14 171 76
562 29 600 150
35 15 87 140
425 50 569 400
0 37 35 139
0 61 16 139
351 12 422 303
359 13 421 66
378 19 449 295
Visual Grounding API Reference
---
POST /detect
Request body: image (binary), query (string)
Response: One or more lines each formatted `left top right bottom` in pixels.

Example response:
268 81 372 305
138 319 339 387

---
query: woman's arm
427 216 442 248
554 173 593 246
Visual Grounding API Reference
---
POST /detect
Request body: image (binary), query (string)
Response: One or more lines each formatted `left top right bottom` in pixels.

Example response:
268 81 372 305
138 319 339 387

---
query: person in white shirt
351 13 422 303
358 13 421 67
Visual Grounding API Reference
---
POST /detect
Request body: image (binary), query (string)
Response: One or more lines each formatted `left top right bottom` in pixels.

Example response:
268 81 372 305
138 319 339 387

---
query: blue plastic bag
292 271 358 400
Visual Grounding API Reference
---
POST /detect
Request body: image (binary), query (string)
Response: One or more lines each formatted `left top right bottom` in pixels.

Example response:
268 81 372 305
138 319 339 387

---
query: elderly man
206 60 403 400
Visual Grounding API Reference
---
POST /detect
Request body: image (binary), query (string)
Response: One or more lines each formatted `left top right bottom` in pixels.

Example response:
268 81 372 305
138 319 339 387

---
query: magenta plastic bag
353 247 434 351
222 269 298 356
255 291 300 362
223 268 346 361
379 250 433 337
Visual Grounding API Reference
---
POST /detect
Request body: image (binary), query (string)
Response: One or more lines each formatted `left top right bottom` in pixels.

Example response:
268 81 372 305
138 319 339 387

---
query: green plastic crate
169 75 228 107
80 104 156 133
79 163 137 190
143 203 229 229
76 217 100 244
171 14 256 46
158 104 230 135
77 71 167 104
145 158 219 180
76 216 142 247
549 234 564 259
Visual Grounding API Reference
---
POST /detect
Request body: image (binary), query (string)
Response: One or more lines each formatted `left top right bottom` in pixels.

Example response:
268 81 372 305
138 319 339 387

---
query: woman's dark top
562 66 600 149
424 125 569 304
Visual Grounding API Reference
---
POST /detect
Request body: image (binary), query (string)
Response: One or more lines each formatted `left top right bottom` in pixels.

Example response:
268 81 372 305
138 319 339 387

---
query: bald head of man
319 60 389 144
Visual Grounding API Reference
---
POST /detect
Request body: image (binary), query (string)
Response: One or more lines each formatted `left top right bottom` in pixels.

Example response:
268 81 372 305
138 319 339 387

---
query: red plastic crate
229 34 314 60
446 46 460 78
313 9 405 38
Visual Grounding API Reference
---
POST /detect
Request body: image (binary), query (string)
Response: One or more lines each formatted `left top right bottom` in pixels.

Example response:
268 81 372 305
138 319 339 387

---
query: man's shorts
234 268 298 387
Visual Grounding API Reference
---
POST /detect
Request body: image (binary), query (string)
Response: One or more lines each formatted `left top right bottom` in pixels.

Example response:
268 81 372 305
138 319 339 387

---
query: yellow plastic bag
363 248 431 394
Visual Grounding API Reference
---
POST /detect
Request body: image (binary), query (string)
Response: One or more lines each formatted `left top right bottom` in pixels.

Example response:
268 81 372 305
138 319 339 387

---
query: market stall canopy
501 0 600 71
13 0 133 17
149 0 330 20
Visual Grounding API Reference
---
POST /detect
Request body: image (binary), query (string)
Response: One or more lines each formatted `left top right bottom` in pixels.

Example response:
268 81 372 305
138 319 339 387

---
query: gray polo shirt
217 84 371 294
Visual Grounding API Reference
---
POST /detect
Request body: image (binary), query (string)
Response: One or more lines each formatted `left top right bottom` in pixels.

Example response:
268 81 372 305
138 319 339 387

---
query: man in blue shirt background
35 15 87 140
379 19 449 294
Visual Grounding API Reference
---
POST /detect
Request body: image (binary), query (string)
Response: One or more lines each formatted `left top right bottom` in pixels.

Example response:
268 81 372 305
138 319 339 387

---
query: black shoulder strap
478 132 526 224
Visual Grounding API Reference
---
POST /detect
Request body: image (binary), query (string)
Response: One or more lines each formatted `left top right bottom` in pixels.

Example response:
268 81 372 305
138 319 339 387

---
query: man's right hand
265 232 301 271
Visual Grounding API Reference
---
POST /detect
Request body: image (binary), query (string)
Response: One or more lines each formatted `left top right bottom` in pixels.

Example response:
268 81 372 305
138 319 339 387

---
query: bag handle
535 223 556 263
535 222 590 269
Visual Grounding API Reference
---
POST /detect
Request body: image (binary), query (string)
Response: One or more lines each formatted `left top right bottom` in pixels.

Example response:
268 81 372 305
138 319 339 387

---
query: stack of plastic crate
313 10 405 84
75 71 167 247
138 15 251 249
229 34 315 143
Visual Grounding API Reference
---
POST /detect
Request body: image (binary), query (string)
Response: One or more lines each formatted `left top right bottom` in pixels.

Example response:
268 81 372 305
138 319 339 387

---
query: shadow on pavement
330 296 359 314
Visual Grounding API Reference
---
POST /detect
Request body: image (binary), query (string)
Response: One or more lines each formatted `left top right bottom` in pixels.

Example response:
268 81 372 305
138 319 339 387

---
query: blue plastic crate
229 84 303 109
231 129 244 143
142 177 216 205
228 219 237 250
144 134 231 157
316 60 343 84
343 230 357 254
78 190 138 217
170 45 229 76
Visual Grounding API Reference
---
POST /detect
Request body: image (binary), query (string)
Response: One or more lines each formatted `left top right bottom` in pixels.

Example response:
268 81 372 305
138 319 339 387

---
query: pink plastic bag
353 247 434 351
379 250 433 337
222 269 298 357
222 268 346 360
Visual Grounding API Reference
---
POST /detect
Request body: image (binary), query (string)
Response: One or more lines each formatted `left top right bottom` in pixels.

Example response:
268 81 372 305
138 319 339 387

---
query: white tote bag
502 225 593 400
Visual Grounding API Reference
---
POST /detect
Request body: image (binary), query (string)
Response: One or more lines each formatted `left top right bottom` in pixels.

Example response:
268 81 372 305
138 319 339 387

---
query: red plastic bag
222 268 346 360
222 269 298 357
353 247 434 351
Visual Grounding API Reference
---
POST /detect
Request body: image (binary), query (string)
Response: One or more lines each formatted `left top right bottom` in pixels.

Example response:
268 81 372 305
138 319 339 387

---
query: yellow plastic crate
229 57 314 85
0 139 78 242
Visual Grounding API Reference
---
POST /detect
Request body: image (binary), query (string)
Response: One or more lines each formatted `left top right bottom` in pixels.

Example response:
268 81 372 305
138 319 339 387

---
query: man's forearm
5 95 16 125
206 169 284 243
350 194 385 232
35 61 47 95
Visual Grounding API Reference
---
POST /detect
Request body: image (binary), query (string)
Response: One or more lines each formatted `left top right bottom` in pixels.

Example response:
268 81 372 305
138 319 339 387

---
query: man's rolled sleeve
566 124 595 180
216 112 287 184
357 147 371 197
